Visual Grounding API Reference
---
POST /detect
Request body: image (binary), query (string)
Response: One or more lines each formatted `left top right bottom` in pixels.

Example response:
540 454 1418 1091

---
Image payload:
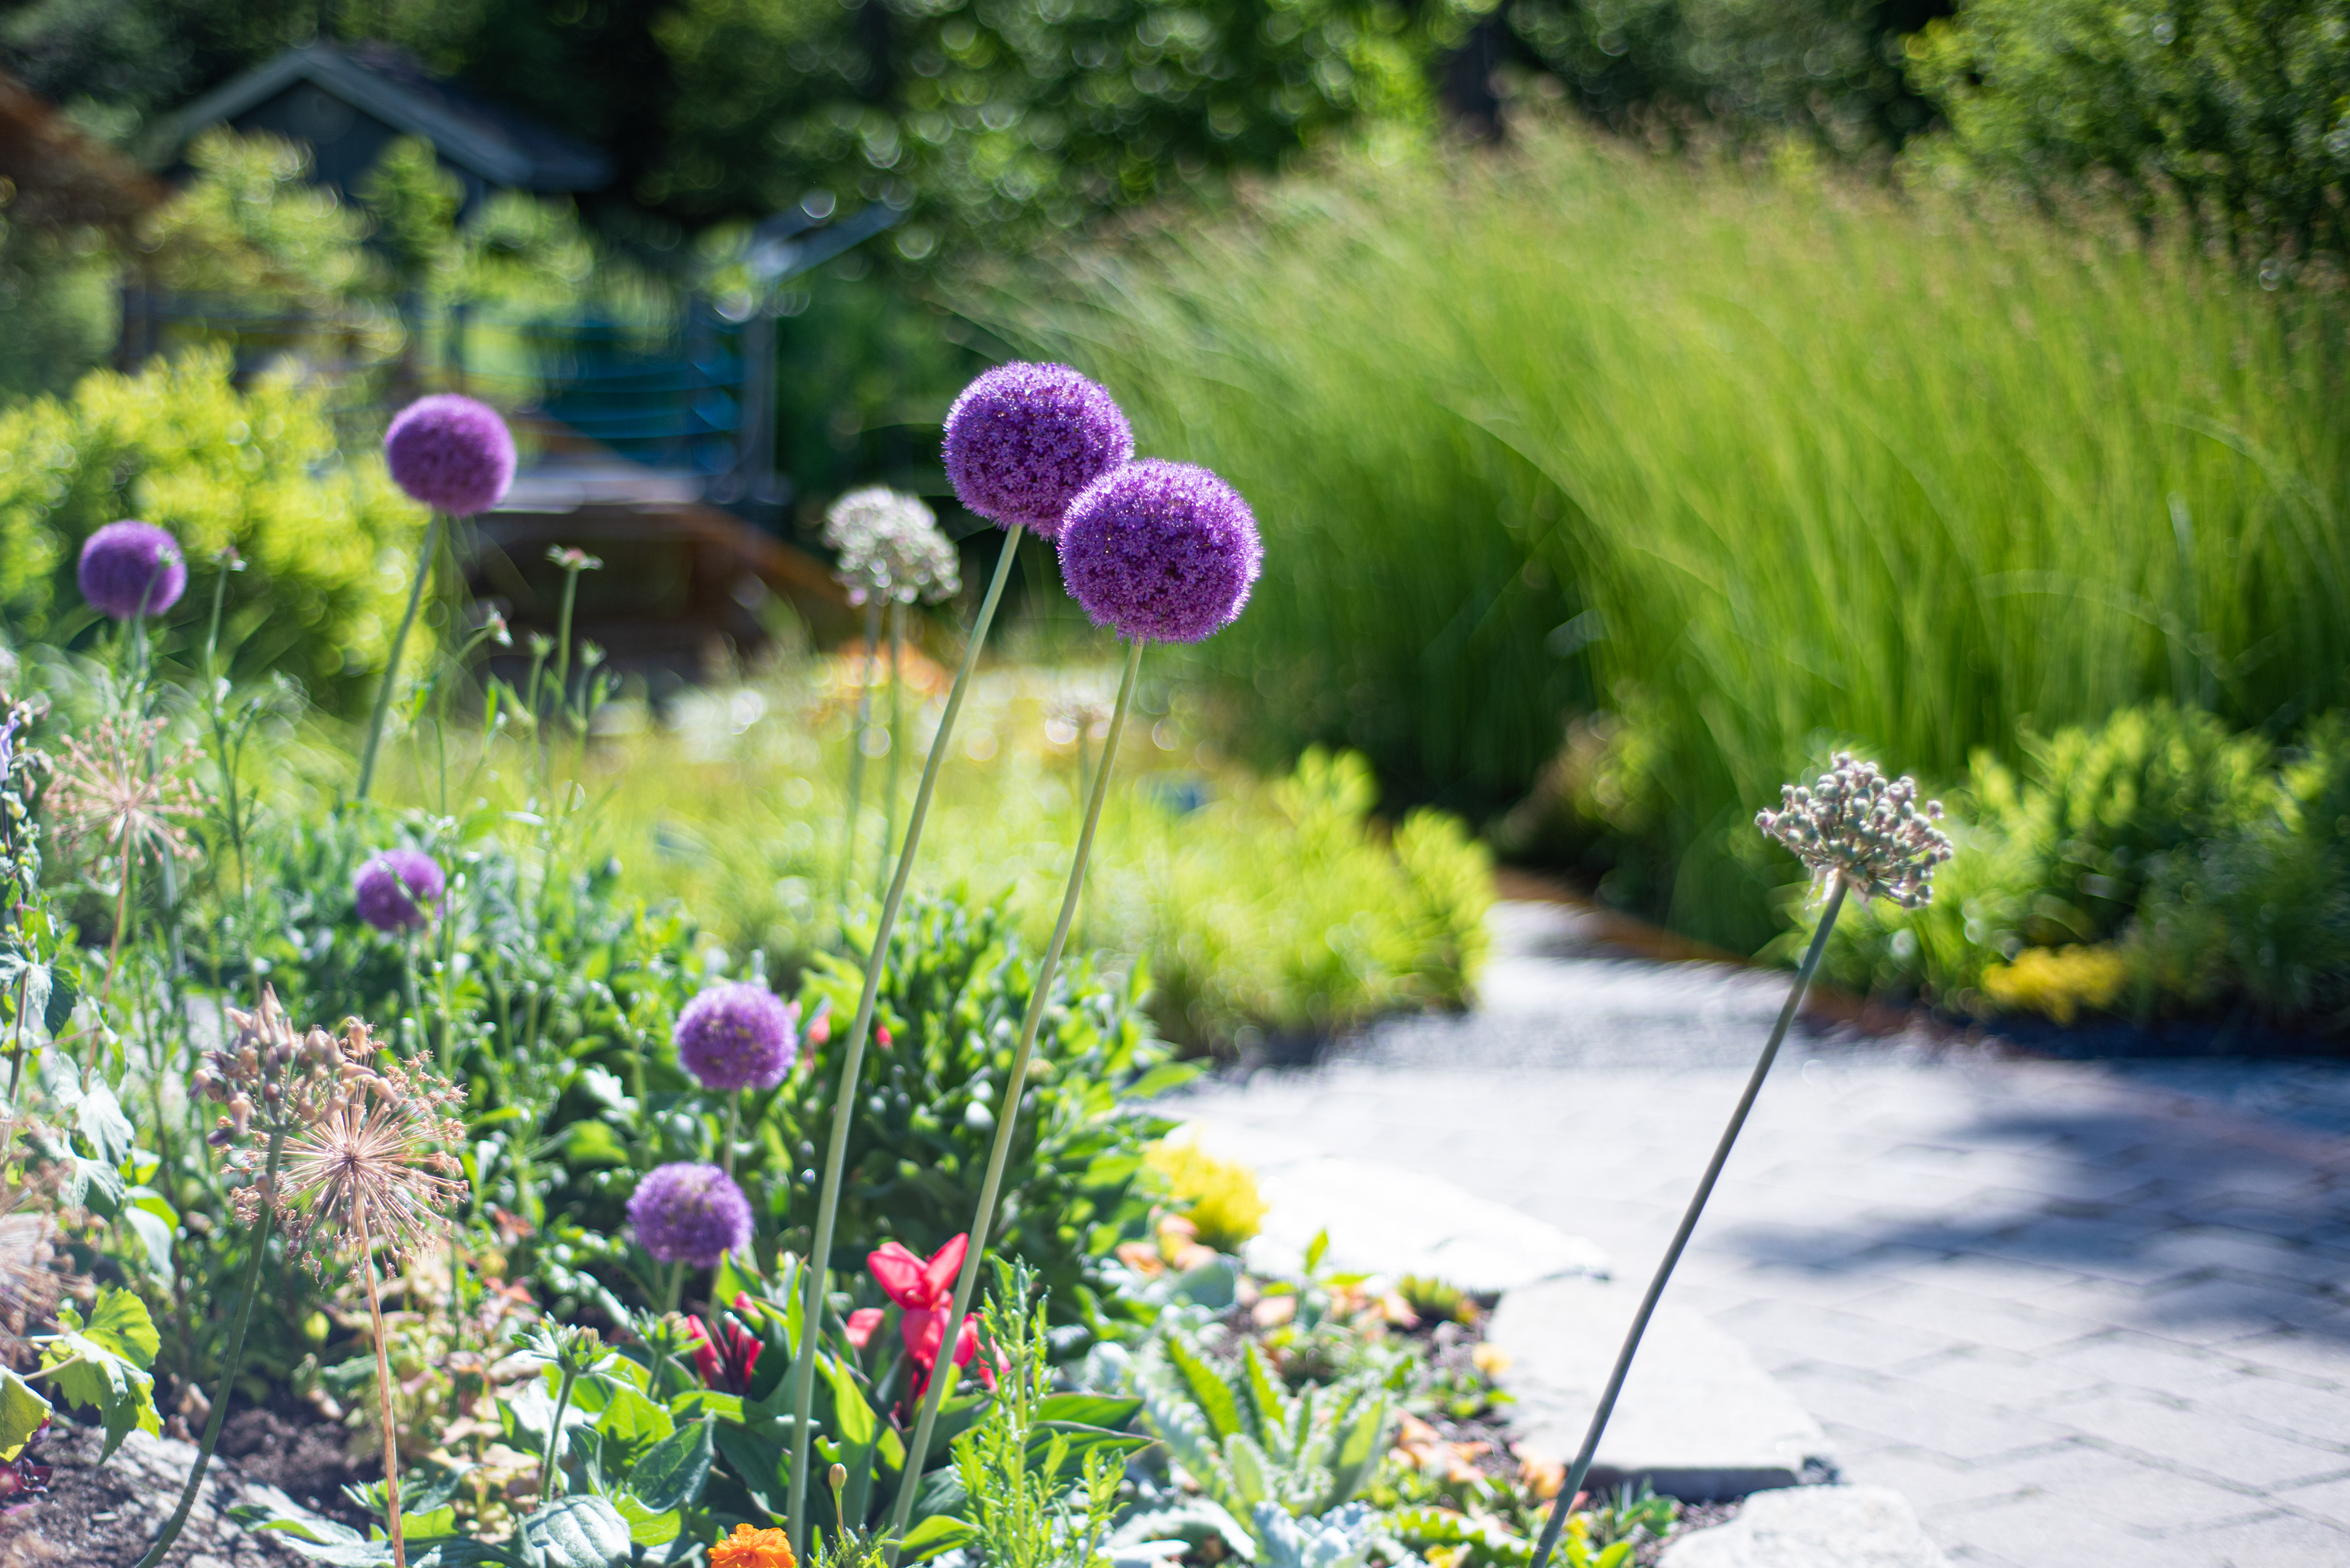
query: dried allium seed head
49 714 205 865
1756 752 1953 909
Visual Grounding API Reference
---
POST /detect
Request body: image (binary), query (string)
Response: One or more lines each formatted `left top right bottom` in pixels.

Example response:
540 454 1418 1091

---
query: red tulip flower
865 1235 995 1393
687 1293 765 1394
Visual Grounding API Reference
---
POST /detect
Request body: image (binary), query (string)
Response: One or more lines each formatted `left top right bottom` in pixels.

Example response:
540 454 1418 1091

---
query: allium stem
1525 875 1849 1568
358 514 443 802
885 634 1145 1551
359 1210 409 1568
134 1124 286 1568
837 601 881 910
786 524 1025 1556
876 601 904 891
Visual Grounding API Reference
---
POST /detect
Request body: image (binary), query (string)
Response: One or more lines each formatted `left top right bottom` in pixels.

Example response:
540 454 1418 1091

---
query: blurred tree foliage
1906 0 2350 264
1496 0 1952 152
5 0 1470 259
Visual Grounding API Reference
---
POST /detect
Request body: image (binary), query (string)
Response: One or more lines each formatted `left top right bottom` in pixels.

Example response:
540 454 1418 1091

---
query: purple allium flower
353 849 446 932
78 521 187 620
674 981 798 1091
942 363 1132 538
1058 460 1263 643
383 395 516 516
628 1161 753 1266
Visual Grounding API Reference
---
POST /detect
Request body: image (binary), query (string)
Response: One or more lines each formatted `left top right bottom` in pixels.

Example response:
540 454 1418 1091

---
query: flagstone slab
1180 1118 1611 1294
1658 1485 1952 1567
1488 1275 1838 1501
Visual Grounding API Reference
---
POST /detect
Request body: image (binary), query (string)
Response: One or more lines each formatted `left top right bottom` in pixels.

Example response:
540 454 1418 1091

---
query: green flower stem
135 1124 288 1568
837 601 882 910
786 524 1025 1556
876 601 905 890
540 1353 582 1504
357 514 443 802
1525 874 1849 1568
884 634 1147 1551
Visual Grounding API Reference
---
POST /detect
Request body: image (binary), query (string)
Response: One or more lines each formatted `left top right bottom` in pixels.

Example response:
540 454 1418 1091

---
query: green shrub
1145 750 1495 1049
1908 0 2350 264
0 348 426 712
1008 125 2350 950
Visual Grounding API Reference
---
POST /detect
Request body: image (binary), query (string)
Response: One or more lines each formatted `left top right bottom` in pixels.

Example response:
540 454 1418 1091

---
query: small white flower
1756 752 1953 908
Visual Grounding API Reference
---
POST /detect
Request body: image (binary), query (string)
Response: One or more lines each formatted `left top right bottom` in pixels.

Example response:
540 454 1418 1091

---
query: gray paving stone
1168 900 2350 1567
1659 1485 1951 1567
2031 1388 2350 1487
1932 1442 2269 1532
1488 1275 1836 1500
2169 1508 2350 1567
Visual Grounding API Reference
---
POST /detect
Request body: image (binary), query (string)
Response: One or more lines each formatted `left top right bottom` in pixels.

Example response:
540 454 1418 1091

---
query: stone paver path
1176 903 2350 1568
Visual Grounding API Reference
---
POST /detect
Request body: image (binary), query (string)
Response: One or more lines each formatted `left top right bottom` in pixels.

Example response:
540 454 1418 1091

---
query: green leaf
562 1122 630 1167
612 1492 681 1547
521 1494 634 1568
0 1369 51 1459
711 1422 788 1518
76 1082 134 1166
1167 1333 1244 1440
399 1506 459 1540
667 1389 743 1423
41 966 76 1037
898 1514 974 1562
588 1382 673 1462
62 1156 127 1219
123 1206 175 1283
1033 1393 1141 1430
1304 1228 1331 1273
83 1287 160 1368
228 1502 365 1546
627 1418 712 1514
820 1351 875 1449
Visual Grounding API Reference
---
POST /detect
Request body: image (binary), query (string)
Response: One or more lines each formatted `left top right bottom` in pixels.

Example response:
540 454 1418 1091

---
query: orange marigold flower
710 1523 796 1568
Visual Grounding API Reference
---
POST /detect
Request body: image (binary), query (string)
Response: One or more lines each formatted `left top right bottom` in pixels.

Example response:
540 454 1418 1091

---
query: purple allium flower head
1058 460 1263 643
353 848 446 932
942 362 1132 538
78 521 187 620
628 1161 753 1266
674 981 798 1091
383 394 516 516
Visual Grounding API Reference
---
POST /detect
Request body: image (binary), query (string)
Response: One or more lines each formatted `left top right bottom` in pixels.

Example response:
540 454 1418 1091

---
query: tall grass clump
1003 123 2350 950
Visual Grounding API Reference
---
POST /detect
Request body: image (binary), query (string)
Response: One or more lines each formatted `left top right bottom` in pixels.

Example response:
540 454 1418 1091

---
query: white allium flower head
823 487 961 606
1756 752 1953 908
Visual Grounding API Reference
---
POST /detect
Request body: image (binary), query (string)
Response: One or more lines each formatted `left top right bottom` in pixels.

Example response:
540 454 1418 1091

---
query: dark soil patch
216 1400 369 1528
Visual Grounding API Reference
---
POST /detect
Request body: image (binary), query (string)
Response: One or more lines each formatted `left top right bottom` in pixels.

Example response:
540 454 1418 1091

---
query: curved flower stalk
361 394 515 801
885 457 1261 1547
1524 754 1951 1568
823 487 961 904
784 364 1131 1553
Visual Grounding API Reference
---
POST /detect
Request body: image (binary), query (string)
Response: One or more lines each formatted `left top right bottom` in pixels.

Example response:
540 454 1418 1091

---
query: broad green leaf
0 1369 50 1458
123 1206 175 1283
588 1382 673 1460
62 1156 127 1220
83 1287 160 1368
820 1353 874 1449
76 1082 133 1166
668 1389 743 1422
1034 1393 1141 1430
627 1418 711 1514
1304 1228 1331 1273
613 1493 681 1547
399 1506 459 1540
898 1514 974 1562
520 1494 634 1568
40 965 75 1037
562 1122 629 1167
228 1502 365 1545
711 1422 788 1518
